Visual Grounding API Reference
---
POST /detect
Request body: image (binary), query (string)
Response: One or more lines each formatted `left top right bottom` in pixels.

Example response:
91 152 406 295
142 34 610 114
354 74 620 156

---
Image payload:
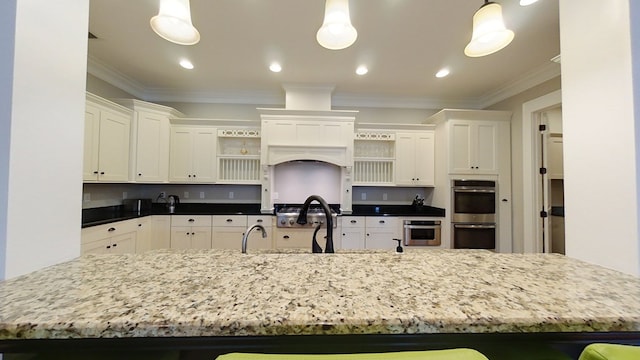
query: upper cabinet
395 131 435 186
427 110 511 176
112 99 184 183
83 93 133 182
169 126 217 183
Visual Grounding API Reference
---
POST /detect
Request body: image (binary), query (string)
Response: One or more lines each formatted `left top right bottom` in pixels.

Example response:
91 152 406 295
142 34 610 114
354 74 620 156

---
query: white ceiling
87 0 560 109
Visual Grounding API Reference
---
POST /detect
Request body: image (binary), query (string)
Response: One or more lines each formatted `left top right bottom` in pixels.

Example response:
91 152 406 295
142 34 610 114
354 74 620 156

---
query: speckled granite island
1 249 640 358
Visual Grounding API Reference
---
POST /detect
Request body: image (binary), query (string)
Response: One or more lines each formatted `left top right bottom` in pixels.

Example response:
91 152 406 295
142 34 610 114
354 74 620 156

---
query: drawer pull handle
188 219 195 222
283 235 290 239
379 220 385 224
108 227 116 232
112 243 117 247
350 220 357 223
257 219 263 223
226 219 233 222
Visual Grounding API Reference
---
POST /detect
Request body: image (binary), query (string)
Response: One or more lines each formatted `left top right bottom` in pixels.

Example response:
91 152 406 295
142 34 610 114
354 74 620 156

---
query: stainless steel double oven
451 179 496 250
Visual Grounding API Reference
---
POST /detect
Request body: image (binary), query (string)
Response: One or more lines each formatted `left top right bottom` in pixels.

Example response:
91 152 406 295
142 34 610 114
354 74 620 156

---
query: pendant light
316 0 358 50
464 1 514 57
150 0 200 45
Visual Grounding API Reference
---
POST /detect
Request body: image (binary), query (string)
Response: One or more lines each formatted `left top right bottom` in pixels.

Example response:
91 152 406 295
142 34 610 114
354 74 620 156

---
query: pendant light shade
464 1 514 57
150 0 200 45
316 0 358 50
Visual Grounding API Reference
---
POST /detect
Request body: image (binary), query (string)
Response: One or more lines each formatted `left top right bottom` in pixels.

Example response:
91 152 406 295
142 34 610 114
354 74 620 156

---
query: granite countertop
1 249 639 340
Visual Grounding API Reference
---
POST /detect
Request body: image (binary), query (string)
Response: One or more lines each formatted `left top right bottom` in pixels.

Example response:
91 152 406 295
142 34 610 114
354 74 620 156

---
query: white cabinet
274 224 341 250
135 217 151 253
211 215 247 249
83 93 132 182
216 129 261 184
448 120 507 175
81 218 137 255
395 131 435 186
341 216 366 249
170 215 212 249
353 132 395 185
150 215 171 250
169 127 217 183
112 99 184 183
365 217 401 250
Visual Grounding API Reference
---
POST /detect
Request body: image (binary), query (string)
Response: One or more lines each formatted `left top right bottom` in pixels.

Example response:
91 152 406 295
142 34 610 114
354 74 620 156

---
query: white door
449 121 472 173
192 128 217 182
136 112 167 182
474 122 498 173
394 133 415 185
169 128 194 182
97 110 130 181
414 132 435 186
191 228 212 249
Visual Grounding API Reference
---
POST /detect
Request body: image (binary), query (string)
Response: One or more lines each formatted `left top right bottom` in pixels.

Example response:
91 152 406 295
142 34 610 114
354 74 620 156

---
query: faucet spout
242 224 267 254
296 195 334 253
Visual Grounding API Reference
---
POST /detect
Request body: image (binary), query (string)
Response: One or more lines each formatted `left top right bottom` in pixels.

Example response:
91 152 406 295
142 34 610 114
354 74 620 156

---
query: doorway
538 107 565 254
522 90 562 253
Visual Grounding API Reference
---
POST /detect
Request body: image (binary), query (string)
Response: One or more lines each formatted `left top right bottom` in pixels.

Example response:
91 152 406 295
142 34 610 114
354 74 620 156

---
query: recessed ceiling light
356 65 368 75
179 59 194 70
269 62 282 73
435 68 450 78
520 0 539 5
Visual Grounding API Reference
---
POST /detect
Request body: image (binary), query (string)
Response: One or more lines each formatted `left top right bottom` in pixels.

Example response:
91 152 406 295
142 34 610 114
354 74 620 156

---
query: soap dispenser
393 238 403 253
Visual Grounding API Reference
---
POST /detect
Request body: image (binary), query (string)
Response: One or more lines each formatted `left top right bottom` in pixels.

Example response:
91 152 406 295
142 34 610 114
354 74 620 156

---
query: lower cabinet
135 217 152 253
340 216 401 250
211 215 247 249
170 215 212 249
274 225 341 250
81 219 138 255
150 215 171 249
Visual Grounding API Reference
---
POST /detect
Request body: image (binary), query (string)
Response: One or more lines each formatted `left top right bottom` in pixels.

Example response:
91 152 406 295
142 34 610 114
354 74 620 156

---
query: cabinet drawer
365 217 399 229
81 218 138 243
247 215 273 227
213 215 247 227
341 216 364 229
171 215 212 227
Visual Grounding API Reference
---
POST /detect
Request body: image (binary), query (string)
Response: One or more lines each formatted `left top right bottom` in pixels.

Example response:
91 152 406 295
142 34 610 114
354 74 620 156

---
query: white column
0 0 89 279
560 0 640 275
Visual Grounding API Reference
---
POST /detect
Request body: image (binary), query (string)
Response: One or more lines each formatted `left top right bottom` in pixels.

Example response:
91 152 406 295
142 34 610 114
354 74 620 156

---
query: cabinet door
211 228 245 249
108 232 136 254
81 239 109 255
136 218 151 253
192 128 217 183
151 215 171 249
474 122 498 172
169 128 194 182
97 110 131 182
171 227 192 249
135 112 168 182
414 132 435 186
394 133 416 185
191 227 212 249
365 231 396 250
341 228 365 249
83 105 101 181
449 122 473 173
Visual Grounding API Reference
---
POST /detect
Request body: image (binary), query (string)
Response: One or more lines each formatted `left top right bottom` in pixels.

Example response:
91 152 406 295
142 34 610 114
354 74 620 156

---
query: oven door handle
453 188 496 193
404 225 439 230
453 224 496 229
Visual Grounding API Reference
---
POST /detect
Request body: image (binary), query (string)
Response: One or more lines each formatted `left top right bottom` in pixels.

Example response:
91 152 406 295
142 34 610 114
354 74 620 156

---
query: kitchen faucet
296 195 334 253
242 224 267 254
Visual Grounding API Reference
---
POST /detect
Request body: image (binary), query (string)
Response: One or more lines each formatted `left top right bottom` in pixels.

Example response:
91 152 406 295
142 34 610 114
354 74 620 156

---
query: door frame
522 90 562 253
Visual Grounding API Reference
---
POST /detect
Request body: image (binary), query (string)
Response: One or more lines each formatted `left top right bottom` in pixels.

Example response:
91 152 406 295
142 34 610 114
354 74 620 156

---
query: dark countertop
82 203 263 228
82 203 445 228
349 204 445 217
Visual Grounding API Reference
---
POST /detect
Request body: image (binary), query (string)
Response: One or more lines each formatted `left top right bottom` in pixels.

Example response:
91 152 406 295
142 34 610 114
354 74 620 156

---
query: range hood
259 85 357 214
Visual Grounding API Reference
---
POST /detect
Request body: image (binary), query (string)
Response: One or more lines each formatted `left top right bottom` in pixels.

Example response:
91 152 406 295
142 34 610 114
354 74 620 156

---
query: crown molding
87 55 560 110
86 55 147 99
478 61 561 108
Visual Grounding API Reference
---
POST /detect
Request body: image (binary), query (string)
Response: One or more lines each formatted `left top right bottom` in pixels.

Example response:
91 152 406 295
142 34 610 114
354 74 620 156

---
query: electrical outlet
228 191 234 199
383 193 388 201
199 191 205 199
184 191 189 199
159 191 166 199
361 192 367 200
122 191 127 199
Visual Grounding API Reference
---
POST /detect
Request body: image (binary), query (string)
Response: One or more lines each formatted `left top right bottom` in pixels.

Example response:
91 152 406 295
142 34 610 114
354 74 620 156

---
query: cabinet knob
188 175 191 178
193 174 196 178
367 233 370 236
108 227 116 232
106 245 111 249
138 173 142 176
191 232 195 235
93 171 99 174
502 199 508 202
379 220 385 224
138 224 142 227
112 243 117 247
100 171 105 175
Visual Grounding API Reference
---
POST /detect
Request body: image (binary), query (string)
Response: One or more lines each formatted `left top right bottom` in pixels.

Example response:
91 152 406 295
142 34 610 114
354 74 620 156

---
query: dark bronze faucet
296 195 334 253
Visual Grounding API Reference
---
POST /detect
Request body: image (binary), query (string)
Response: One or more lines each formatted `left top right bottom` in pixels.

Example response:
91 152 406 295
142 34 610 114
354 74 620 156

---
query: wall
486 76 561 253
560 0 639 275
1 0 89 279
